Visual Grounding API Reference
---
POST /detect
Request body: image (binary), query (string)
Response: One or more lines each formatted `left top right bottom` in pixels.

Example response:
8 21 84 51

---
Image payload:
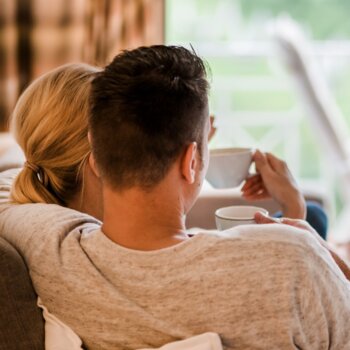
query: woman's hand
254 211 312 232
241 150 306 219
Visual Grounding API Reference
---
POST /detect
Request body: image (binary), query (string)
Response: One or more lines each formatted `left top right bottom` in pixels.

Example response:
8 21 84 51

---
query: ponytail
9 63 101 205
11 166 61 205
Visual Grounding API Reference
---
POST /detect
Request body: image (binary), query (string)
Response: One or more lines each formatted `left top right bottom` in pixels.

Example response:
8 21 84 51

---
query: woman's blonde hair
10 63 101 205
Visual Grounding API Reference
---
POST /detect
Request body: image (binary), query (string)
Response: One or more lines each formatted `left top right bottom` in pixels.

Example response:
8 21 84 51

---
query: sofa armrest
186 181 331 230
186 187 281 229
0 237 44 349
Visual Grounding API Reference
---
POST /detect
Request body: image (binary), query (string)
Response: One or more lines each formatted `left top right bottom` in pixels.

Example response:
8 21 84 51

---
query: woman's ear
181 142 197 184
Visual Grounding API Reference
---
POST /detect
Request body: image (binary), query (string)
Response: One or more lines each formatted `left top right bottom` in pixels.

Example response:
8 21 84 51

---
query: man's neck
101 180 189 251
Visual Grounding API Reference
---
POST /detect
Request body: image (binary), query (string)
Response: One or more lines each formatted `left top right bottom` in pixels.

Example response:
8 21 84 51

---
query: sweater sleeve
292 232 350 349
0 169 101 262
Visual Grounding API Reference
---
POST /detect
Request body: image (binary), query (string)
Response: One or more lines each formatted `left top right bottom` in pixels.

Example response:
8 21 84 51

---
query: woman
9 63 103 220
0 63 102 349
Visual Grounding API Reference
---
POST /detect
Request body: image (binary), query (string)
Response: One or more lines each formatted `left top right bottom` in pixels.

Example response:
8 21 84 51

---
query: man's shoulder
193 224 345 291
200 223 315 246
233 223 315 245
196 223 324 262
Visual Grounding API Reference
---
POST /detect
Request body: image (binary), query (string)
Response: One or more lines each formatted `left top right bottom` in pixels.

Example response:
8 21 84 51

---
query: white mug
206 147 253 188
215 205 268 230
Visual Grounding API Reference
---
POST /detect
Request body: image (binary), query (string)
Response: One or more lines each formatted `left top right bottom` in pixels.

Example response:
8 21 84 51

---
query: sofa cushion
0 237 44 349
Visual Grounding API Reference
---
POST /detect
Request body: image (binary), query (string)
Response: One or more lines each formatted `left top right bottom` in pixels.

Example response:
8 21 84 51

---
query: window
166 0 350 218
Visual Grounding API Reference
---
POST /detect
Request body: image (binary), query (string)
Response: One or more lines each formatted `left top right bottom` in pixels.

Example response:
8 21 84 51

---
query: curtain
0 0 164 131
84 0 164 65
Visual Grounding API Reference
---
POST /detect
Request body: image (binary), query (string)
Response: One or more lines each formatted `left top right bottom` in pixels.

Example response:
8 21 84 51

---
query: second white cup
215 205 268 230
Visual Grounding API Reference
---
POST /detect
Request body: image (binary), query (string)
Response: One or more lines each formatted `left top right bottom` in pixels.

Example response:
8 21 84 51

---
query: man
87 45 350 348
0 45 349 349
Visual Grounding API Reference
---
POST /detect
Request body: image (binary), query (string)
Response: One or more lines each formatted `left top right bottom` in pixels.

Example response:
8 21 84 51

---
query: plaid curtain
0 0 164 131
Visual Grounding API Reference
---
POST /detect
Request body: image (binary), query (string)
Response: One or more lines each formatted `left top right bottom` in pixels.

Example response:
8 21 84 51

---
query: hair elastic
25 161 47 186
25 160 40 173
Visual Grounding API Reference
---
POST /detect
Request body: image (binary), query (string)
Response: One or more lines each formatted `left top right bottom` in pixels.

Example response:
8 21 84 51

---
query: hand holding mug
241 150 306 220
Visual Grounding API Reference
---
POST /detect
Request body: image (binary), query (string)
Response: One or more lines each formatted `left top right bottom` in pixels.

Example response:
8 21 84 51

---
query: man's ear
88 152 100 179
181 142 197 184
87 132 100 178
87 132 92 146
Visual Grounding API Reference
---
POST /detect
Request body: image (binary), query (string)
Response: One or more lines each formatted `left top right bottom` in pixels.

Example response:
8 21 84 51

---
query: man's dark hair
89 45 209 189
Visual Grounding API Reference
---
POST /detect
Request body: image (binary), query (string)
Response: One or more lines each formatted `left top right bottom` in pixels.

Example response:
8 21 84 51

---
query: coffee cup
215 205 268 230
206 147 253 188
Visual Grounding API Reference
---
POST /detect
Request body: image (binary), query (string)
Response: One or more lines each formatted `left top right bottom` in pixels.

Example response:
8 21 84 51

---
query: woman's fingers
241 174 262 191
250 150 305 219
243 190 269 201
253 150 273 176
242 181 265 196
266 152 288 173
254 211 279 224
254 211 313 232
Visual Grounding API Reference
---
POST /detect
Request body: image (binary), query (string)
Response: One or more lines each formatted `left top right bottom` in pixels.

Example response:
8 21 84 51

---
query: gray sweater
1 169 350 349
